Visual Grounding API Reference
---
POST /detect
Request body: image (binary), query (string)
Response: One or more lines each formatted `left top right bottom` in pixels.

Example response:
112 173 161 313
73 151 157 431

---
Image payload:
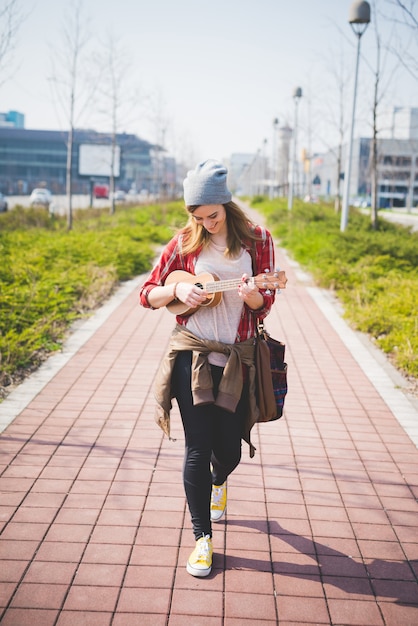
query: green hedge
0 203 186 393
254 198 418 378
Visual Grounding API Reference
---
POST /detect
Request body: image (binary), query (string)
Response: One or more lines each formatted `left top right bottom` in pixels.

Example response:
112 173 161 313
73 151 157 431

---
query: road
5 196 418 231
377 208 418 232
6 194 117 215
361 207 418 232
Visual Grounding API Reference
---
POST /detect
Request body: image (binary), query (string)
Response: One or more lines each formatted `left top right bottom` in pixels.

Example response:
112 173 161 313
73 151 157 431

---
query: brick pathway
0 241 417 625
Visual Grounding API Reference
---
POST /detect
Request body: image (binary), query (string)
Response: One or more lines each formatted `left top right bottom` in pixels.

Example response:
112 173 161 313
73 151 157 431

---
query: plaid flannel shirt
139 224 276 341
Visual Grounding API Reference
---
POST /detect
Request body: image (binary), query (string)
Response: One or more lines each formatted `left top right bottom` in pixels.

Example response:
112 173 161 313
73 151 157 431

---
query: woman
139 159 276 577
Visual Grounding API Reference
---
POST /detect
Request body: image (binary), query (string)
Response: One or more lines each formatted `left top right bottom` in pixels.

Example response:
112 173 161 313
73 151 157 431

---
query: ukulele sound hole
195 283 204 289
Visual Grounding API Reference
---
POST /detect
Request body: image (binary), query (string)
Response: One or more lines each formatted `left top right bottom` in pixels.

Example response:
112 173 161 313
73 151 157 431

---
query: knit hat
183 159 232 206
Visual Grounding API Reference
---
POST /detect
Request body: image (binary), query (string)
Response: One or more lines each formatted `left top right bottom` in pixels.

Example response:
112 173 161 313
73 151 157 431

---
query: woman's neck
209 233 228 247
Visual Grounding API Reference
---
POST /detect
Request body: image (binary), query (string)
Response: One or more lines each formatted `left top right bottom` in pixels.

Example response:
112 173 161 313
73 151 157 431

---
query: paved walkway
0 229 418 625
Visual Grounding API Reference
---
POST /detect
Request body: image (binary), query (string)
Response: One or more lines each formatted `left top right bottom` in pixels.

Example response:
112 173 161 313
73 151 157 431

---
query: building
311 137 418 209
310 137 371 201
0 127 166 196
231 125 294 198
0 110 25 129
374 138 418 208
276 125 293 196
379 106 418 141
309 107 418 209
227 153 255 194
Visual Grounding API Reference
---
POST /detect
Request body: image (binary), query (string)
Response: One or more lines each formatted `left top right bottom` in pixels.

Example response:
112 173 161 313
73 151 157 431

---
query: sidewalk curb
307 285 418 448
0 275 143 434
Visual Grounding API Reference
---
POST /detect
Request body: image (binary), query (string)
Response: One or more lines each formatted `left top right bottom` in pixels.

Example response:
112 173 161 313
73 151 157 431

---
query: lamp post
270 117 279 199
288 87 302 210
340 1 371 231
262 138 268 195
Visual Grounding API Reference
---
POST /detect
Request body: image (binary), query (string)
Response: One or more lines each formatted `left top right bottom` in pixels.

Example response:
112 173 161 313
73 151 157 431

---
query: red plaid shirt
139 225 276 341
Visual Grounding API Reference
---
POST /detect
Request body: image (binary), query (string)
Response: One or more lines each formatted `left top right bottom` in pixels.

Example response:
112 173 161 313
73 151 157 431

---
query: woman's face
192 204 227 237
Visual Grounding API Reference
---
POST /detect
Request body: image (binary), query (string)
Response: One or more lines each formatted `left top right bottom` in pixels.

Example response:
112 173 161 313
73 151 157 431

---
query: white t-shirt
186 241 252 366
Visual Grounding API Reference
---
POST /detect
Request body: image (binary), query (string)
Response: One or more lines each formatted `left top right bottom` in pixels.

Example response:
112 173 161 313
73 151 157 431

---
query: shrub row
254 198 418 379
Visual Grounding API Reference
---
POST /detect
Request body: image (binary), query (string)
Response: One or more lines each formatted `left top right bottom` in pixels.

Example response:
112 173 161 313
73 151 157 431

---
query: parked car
93 184 109 199
112 190 126 202
0 193 8 212
30 188 52 207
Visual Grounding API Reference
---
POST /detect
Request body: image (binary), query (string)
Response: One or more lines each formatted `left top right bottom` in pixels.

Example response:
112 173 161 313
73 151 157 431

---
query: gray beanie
183 159 232 206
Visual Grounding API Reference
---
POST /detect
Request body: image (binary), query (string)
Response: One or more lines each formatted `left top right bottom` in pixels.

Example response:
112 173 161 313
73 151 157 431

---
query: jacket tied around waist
153 324 260 457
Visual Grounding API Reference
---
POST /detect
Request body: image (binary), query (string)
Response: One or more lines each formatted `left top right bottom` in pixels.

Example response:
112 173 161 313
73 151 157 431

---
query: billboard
78 144 120 177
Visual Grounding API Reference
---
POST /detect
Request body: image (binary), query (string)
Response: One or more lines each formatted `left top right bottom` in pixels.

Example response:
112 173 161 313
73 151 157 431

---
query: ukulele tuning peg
266 289 271 295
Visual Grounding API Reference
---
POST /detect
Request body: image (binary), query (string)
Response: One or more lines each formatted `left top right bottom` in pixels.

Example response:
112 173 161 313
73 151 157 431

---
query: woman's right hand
175 282 208 308
146 281 207 310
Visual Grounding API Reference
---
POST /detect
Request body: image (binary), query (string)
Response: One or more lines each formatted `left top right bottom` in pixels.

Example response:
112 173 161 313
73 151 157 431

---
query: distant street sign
79 144 120 177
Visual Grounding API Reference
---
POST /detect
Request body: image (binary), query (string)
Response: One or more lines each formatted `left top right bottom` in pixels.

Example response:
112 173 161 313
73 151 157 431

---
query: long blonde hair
180 201 261 258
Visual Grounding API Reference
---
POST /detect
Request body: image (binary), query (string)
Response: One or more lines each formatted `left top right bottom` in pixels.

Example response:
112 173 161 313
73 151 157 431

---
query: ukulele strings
204 277 252 293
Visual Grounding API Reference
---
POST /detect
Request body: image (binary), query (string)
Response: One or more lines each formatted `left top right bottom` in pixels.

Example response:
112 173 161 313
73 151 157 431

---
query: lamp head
349 1 371 25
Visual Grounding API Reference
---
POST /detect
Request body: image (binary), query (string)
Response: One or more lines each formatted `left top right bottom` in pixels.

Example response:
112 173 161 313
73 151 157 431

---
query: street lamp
288 87 302 210
340 1 371 231
270 117 279 199
262 137 268 195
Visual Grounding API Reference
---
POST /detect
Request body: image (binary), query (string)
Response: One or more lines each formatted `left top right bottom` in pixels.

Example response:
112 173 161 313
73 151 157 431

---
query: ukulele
165 269 287 316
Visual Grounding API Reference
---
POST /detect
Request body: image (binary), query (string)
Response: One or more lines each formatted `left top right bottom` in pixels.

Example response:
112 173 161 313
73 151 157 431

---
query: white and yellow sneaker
186 534 213 577
210 481 227 522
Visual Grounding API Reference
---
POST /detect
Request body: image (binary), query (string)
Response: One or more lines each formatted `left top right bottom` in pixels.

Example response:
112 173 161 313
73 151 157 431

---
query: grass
252 197 418 380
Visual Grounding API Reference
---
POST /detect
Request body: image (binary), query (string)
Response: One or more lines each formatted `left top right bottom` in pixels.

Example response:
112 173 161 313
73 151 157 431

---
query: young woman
139 159 276 577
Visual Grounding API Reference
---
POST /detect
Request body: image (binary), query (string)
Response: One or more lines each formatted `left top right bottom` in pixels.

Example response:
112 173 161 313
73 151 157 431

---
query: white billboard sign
78 144 120 177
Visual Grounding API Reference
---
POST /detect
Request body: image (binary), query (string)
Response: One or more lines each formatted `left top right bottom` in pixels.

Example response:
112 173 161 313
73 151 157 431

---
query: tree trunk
109 144 115 216
370 131 378 230
66 127 73 231
335 145 342 212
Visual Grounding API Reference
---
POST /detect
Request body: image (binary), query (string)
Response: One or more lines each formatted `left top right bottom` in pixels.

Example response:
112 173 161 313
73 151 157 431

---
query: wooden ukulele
165 269 287 316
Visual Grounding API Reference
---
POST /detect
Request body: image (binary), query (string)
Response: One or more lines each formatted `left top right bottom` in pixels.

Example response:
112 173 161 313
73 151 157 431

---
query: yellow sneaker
210 481 227 522
186 534 213 577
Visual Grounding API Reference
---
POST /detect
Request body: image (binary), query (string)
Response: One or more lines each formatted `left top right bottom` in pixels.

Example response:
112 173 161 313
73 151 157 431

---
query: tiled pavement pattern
1 239 418 624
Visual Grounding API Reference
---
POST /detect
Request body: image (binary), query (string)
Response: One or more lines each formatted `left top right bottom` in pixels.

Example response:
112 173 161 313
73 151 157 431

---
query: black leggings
172 351 247 539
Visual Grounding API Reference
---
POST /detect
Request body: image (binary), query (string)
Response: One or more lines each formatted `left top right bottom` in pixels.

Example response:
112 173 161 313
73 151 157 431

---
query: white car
112 190 126 202
0 193 8 212
30 188 52 207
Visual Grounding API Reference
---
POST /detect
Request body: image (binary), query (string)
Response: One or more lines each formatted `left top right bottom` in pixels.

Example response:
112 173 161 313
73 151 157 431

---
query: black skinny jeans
172 350 248 540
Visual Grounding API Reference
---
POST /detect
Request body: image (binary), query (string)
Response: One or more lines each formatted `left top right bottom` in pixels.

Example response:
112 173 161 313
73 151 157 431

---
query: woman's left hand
238 273 264 310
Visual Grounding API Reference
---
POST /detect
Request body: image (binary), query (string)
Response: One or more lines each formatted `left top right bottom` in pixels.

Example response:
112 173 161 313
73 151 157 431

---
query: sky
1 0 417 165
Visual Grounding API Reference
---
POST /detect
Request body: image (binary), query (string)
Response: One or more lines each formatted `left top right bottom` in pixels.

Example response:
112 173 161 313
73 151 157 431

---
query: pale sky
2 0 417 165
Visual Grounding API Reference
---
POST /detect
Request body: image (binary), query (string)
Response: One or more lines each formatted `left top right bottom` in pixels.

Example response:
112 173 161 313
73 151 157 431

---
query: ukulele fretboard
204 278 252 293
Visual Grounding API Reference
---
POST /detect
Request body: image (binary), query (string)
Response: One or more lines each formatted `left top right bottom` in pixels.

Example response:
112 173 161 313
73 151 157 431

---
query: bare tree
326 54 349 212
384 0 418 80
93 34 137 214
0 0 23 86
368 0 404 228
49 0 92 230
146 89 172 200
311 47 350 211
369 0 383 229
